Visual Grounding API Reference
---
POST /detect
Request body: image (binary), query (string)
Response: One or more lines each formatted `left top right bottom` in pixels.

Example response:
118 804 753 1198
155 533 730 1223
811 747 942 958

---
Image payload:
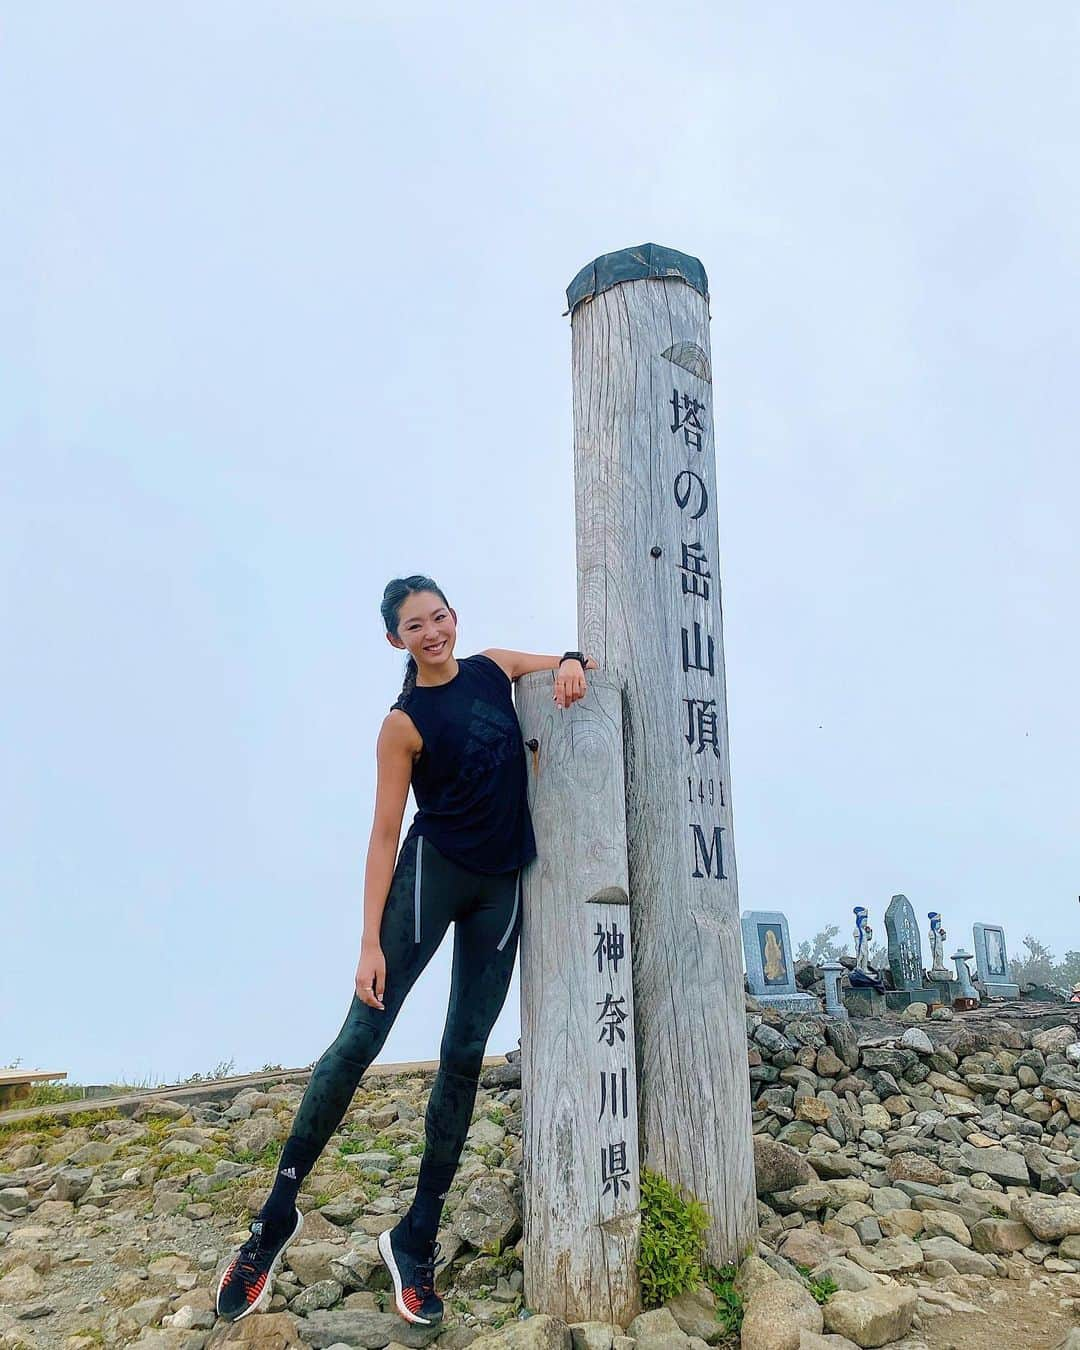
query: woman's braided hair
381 575 451 712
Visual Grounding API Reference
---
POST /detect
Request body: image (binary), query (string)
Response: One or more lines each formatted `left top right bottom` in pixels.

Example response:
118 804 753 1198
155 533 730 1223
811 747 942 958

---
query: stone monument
741 911 817 1012
952 949 980 1007
972 923 1021 1000
883 894 938 1011
820 961 849 1019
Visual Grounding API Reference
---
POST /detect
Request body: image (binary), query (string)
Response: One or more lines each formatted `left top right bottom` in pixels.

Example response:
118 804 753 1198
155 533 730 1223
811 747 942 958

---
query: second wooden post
516 670 641 1326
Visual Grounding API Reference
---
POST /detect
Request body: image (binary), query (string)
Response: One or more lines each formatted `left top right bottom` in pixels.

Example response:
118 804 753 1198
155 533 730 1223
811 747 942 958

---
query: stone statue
853 906 872 973
927 911 948 973
763 928 785 983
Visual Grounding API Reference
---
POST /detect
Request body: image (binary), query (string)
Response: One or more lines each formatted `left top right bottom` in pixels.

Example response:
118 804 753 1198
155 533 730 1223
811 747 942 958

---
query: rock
232 1116 285 1154
568 1323 619 1350
816 1049 846 1078
808 1154 863 1180
808 1258 879 1293
734 1254 781 1299
1032 1026 1080 1055
918 1211 971 1246
53 1166 94 1203
287 1241 348 1287
779 1230 846 1269
754 1137 819 1196
329 1242 388 1293
860 1104 891 1132
1011 1195 1080 1241
664 1287 724 1345
290 1280 345 1314
796 1099 833 1126
879 1210 924 1240
205 1311 309 1346
918 1237 995 1276
848 1236 923 1275
825 1021 860 1071
822 1284 917 1348
970 1218 1034 1254
297 1309 445 1347
900 1028 933 1054
798 1336 861 1350
822 1180 870 1206
900 1003 929 1023
885 1154 950 1187
0 1265 44 1302
452 1177 522 1249
626 1310 683 1343
0 1186 30 1215
740 1278 824 1350
957 1144 1030 1188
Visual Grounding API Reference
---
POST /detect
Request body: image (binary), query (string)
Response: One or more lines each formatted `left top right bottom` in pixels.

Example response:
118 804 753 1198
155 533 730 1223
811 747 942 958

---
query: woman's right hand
355 942 386 1010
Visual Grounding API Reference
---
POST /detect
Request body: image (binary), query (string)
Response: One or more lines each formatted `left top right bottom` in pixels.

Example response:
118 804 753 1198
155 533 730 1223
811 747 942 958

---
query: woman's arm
481 648 599 680
361 712 416 943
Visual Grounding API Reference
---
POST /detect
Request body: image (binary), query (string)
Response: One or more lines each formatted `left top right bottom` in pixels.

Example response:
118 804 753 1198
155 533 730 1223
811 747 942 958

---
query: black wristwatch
559 650 589 671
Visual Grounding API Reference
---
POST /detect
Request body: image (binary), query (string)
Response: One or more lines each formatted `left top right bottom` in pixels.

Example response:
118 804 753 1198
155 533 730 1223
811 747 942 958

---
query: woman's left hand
553 656 599 709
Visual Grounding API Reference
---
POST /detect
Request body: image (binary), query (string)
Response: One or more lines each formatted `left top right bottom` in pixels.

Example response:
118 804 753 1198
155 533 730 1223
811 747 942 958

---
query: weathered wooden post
565 243 757 1264
516 671 641 1325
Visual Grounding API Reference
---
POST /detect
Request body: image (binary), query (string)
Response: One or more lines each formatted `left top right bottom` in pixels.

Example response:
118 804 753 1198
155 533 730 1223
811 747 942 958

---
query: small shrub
701 1263 743 1335
637 1167 710 1309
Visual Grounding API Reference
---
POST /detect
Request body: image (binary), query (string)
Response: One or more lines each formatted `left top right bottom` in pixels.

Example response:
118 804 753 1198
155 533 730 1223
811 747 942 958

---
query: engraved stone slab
973 923 1020 1000
883 894 937 1009
741 910 817 1011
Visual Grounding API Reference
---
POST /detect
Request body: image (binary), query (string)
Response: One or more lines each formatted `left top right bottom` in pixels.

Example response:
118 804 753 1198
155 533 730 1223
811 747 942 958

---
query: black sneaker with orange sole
378 1225 444 1325
216 1208 304 1321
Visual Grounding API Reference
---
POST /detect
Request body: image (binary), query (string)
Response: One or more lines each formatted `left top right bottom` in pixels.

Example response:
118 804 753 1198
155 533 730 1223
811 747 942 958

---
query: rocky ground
1 1004 1079 1350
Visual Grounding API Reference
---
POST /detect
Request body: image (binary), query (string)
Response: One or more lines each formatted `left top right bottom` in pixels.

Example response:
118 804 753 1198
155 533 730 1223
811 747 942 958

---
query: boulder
1032 1025 1080 1055
822 1284 917 1348
740 1279 823 1350
754 1137 818 1196
957 1143 1030 1188
918 1236 995 1275
664 1287 725 1345
970 1218 1034 1254
1011 1196 1080 1242
885 1153 950 1187
205 1312 306 1344
847 1236 923 1275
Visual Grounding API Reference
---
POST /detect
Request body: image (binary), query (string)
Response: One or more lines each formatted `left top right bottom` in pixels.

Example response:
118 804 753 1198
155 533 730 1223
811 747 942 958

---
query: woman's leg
395 862 523 1252
259 835 467 1230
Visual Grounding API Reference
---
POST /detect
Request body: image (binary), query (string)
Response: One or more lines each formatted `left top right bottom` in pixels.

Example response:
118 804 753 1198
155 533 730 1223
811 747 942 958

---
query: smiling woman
216 571 596 1326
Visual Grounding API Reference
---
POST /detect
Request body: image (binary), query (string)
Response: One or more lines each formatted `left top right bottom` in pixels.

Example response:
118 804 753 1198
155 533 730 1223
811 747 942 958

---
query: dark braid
381 575 451 712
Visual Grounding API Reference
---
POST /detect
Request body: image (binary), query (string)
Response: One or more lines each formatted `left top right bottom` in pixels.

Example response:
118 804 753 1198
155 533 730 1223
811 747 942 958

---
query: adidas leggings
283 832 523 1184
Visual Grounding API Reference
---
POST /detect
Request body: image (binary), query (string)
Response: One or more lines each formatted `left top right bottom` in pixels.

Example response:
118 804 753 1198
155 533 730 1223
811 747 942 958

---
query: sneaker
215 1208 304 1322
378 1226 444 1325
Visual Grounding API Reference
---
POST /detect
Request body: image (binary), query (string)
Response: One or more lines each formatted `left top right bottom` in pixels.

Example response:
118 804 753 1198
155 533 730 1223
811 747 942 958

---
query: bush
637 1167 710 1309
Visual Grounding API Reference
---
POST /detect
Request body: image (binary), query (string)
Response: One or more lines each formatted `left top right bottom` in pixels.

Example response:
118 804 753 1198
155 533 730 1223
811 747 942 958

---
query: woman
217 574 597 1325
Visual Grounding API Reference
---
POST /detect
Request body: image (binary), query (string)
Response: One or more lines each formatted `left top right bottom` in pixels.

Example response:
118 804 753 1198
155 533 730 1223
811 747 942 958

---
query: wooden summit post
516 671 641 1325
565 243 757 1264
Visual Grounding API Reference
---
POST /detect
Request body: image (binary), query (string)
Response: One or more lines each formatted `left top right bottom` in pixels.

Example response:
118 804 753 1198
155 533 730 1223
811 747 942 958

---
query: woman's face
390 591 457 669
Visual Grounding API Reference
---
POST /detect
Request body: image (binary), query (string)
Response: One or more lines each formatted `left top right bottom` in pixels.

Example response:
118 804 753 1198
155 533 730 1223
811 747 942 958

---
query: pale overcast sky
3 3 1077 1084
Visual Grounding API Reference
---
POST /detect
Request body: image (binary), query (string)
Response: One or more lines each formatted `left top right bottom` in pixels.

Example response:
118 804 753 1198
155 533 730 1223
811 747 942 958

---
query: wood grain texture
570 276 757 1264
515 671 641 1325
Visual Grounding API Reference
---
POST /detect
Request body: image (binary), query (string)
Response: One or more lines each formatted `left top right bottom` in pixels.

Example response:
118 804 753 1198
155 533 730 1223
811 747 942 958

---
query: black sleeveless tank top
394 653 537 875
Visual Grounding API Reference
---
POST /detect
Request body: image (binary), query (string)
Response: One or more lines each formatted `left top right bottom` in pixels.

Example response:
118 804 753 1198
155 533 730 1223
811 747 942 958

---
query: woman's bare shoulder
382 707 423 758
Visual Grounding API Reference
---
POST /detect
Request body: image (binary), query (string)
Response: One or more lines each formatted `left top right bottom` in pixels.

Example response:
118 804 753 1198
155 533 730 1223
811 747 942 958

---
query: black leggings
284 832 522 1187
